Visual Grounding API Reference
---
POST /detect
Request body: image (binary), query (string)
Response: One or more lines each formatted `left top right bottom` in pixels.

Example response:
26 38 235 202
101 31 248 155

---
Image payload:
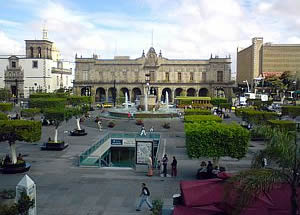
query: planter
1 162 31 174
70 129 87 136
40 141 69 151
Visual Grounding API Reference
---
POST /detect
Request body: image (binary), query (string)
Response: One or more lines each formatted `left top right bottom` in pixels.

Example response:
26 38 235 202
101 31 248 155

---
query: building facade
237 37 300 87
0 28 74 99
74 47 234 103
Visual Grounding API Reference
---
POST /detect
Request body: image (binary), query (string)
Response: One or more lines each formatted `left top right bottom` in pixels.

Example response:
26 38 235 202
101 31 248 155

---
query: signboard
136 141 153 165
111 139 123 145
240 97 247 105
261 94 268 101
249 93 256 99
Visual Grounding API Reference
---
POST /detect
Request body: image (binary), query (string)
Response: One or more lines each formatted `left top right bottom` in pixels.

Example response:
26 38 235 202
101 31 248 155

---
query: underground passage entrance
102 147 135 167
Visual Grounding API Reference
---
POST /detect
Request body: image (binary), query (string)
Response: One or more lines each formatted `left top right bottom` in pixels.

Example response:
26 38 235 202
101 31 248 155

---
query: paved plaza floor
0 110 265 215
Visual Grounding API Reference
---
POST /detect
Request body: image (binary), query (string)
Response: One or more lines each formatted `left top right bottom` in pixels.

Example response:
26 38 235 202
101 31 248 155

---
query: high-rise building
237 37 300 87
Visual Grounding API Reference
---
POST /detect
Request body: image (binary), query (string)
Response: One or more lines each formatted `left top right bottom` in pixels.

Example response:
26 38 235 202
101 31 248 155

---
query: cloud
0 31 23 55
1 0 300 76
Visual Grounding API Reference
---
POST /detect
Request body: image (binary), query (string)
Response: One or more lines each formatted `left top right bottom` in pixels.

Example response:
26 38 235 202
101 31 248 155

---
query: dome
148 47 156 54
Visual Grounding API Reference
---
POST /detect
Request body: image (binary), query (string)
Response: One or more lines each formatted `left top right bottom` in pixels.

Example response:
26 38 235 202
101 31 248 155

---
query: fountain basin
108 107 178 118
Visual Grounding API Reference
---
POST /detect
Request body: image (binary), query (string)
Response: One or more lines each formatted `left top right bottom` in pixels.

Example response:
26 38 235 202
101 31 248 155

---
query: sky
0 0 300 75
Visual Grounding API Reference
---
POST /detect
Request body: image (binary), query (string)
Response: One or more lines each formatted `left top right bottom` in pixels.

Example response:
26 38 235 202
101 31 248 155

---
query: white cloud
0 31 23 55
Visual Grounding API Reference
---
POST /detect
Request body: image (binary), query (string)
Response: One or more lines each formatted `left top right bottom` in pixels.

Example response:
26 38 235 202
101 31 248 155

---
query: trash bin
173 194 182 206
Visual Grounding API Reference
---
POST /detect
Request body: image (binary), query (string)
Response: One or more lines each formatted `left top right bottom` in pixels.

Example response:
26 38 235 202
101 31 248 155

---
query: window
217 71 223 82
32 61 38 68
190 72 194 81
165 72 169 81
150 71 155 81
57 76 59 86
202 72 206 81
178 72 182 81
38 47 42 58
30 47 34 58
83 71 88 81
12 61 16 68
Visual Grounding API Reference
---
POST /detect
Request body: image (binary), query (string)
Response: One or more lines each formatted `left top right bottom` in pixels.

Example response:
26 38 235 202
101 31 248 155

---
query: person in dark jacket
162 154 168 177
136 183 153 211
207 161 213 178
171 156 177 177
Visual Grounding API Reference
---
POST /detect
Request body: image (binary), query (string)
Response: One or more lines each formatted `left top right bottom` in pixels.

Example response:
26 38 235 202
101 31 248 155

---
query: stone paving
0 109 265 215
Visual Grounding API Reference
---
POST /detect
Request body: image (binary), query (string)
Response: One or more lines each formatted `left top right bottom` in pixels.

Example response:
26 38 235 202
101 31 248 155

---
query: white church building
0 28 74 98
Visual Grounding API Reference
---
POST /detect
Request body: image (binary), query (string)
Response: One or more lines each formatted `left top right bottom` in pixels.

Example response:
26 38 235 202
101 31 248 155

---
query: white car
122 103 134 107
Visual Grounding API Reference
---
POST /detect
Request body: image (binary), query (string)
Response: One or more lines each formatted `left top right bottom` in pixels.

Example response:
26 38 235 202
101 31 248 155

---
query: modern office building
0 28 74 98
74 47 234 103
237 37 300 87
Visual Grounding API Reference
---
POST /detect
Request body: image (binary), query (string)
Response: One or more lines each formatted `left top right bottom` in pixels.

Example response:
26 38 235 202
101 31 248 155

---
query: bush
162 122 170 129
250 125 272 140
0 112 8 120
267 120 296 131
0 103 13 112
67 96 91 106
152 199 163 215
184 115 222 123
235 108 277 125
281 106 300 118
219 103 232 109
211 97 228 106
184 109 211 115
21 108 41 117
136 119 144 125
185 122 249 160
108 121 116 128
29 98 66 109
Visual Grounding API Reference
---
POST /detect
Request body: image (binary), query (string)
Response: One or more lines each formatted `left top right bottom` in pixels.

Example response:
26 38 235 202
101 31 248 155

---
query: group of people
196 161 226 180
157 154 177 177
140 126 154 136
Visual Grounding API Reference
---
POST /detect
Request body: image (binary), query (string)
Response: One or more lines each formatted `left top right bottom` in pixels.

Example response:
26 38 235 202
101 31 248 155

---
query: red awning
173 205 223 215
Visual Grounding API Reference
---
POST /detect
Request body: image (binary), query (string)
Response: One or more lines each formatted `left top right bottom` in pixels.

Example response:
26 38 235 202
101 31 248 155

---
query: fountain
125 92 129 109
165 91 169 110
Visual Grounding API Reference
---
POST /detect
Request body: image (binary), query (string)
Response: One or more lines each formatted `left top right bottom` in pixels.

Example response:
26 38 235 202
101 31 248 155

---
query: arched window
30 47 34 58
38 47 42 58
46 47 49 58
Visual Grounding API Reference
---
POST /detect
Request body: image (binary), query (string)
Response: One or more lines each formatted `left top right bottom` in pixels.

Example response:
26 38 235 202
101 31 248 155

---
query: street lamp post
113 80 116 107
145 73 150 112
243 80 250 93
15 79 18 104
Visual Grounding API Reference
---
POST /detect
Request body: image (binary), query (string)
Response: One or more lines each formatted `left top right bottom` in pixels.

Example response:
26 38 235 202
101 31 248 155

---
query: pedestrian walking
171 156 177 177
162 154 168 177
97 120 102 131
140 126 146 136
128 112 131 120
136 183 153 211
149 126 154 133
262 157 267 168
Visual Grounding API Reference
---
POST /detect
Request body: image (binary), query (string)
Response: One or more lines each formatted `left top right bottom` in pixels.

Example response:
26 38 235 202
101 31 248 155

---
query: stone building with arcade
73 47 234 104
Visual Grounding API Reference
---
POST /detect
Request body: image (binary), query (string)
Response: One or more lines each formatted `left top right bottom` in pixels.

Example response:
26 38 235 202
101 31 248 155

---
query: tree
43 108 72 143
17 191 34 215
0 88 12 102
67 96 90 131
0 103 13 113
225 128 299 215
0 120 41 164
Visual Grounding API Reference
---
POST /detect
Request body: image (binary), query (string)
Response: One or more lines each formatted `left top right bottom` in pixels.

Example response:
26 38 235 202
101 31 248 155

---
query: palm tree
225 128 299 215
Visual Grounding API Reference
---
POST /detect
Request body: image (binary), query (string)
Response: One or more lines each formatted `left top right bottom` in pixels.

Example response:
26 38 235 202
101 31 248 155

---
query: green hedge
211 97 228 106
247 99 272 108
29 98 66 109
185 122 249 159
184 109 212 115
267 120 296 131
67 96 91 106
184 115 222 123
29 93 68 99
0 103 13 112
235 108 277 125
21 108 41 117
0 112 7 120
219 103 231 109
281 106 300 118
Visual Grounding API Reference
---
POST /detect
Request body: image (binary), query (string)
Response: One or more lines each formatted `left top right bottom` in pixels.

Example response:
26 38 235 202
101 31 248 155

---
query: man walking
97 120 102 131
171 156 177 177
136 183 153 211
140 126 146 136
162 154 168 177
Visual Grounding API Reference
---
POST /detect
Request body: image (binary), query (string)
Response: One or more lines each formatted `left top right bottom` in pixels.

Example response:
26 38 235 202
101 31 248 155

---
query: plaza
0 108 264 215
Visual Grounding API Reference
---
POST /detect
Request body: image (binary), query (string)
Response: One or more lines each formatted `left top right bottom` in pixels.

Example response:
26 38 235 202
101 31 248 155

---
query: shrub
184 115 222 123
136 119 144 125
211 97 228 106
108 121 116 128
185 122 249 160
21 108 41 117
235 108 277 125
267 120 296 131
29 98 66 109
0 103 13 112
152 199 163 215
250 125 272 140
219 103 232 109
281 106 300 118
184 109 211 115
162 122 170 129
0 112 7 120
67 96 91 106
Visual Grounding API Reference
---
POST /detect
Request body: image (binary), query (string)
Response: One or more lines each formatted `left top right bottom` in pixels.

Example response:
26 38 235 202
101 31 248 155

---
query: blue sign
111 139 123 145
